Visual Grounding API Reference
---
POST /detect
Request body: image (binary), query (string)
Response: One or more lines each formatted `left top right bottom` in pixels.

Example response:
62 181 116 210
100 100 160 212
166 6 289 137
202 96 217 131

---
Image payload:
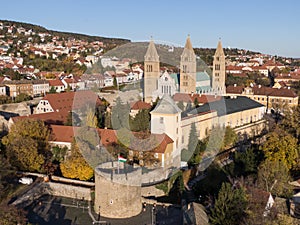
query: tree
2 119 50 172
210 182 248 225
85 107 98 128
113 76 118 89
257 159 292 197
261 129 299 169
187 123 198 154
0 204 27 225
111 97 130 130
177 101 185 111
49 86 56 93
130 109 150 132
229 147 263 177
64 111 81 126
193 97 199 107
281 105 300 141
60 140 94 181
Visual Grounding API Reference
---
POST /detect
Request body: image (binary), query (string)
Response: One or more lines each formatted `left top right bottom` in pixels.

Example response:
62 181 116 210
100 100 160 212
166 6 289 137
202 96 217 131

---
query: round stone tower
94 161 142 218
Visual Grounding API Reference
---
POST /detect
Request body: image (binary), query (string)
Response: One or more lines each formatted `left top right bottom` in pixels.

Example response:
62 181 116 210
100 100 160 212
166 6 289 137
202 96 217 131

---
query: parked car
19 177 33 185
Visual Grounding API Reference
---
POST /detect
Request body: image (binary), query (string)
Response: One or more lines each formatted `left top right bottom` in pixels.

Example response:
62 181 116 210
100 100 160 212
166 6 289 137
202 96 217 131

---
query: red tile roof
226 85 244 94
50 125 75 143
49 125 173 154
130 101 151 110
173 93 222 104
227 85 298 98
48 79 64 87
43 90 102 112
11 111 68 125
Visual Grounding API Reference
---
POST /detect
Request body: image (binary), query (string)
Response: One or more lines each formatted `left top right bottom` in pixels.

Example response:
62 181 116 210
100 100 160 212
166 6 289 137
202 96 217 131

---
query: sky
1 0 300 57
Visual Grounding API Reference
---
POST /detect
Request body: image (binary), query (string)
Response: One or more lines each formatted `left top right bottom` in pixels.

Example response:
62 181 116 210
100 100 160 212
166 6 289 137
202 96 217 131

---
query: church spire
184 34 193 51
215 39 225 56
144 38 159 62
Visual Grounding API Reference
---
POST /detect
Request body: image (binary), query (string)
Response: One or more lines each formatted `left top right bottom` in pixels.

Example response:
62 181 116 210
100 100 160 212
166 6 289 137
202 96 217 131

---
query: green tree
187 123 198 154
280 105 300 141
229 147 263 177
60 140 94 181
111 97 130 130
193 97 199 107
130 109 150 132
261 129 299 169
2 119 50 172
257 159 292 197
64 111 81 126
210 182 248 225
49 86 56 93
113 76 118 89
51 145 68 163
177 101 185 111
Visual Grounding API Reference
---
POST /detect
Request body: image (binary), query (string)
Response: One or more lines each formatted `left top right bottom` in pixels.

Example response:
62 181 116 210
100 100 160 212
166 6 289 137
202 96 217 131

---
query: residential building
32 80 49 96
226 85 299 111
35 90 102 114
4 80 33 97
48 79 65 92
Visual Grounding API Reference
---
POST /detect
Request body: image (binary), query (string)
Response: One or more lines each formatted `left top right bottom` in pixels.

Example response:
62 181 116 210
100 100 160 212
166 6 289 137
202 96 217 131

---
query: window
176 128 178 134
160 117 164 124
182 135 184 144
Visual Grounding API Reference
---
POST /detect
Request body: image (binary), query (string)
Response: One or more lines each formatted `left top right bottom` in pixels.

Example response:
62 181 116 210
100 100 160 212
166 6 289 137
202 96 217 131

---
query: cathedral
143 36 226 103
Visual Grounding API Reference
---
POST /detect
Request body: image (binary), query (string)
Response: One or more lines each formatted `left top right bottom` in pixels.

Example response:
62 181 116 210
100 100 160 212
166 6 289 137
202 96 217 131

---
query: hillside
0 19 130 45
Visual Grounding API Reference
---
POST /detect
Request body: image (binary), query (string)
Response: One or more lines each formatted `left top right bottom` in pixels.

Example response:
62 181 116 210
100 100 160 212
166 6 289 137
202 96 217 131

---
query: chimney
258 84 261 88
234 83 237 87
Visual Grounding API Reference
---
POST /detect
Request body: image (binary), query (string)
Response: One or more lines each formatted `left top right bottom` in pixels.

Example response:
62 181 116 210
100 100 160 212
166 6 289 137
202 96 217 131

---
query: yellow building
226 85 298 112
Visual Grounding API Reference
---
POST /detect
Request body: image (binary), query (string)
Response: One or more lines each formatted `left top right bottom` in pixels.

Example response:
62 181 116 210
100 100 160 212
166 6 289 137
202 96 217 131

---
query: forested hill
0 19 130 45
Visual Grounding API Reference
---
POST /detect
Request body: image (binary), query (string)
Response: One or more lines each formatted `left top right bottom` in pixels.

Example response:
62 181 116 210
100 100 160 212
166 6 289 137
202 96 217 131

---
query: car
19 177 33 185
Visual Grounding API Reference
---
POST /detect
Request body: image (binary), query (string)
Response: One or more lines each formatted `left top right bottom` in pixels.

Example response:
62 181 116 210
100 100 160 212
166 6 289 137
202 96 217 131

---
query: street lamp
152 203 156 225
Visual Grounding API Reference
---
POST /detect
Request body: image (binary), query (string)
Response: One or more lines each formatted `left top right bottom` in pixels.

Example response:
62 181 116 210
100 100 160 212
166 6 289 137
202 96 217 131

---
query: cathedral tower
212 40 226 95
144 39 160 103
180 35 197 94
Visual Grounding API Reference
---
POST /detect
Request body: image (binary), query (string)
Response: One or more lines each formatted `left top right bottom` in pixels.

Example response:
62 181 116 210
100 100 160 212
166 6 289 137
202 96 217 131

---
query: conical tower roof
144 39 159 62
151 94 182 114
215 40 225 56
184 35 193 51
181 35 195 59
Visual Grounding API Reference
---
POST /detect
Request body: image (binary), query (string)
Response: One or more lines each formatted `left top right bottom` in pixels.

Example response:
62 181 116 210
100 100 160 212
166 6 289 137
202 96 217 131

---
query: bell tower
144 39 160 103
212 40 226 95
180 35 196 94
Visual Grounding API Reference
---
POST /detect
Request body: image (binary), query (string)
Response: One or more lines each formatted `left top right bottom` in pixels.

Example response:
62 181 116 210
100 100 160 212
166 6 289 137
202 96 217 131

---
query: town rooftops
49 125 173 153
227 85 298 98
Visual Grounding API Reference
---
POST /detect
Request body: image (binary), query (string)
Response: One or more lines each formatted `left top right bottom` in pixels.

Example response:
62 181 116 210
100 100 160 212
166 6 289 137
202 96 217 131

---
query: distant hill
0 19 130 45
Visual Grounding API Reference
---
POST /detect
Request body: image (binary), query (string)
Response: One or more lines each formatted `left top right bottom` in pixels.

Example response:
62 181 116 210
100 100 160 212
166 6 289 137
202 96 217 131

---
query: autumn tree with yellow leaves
60 140 94 181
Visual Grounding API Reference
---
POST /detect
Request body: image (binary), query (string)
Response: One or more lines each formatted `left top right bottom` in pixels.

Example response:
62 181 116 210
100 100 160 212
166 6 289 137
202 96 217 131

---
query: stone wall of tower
94 163 142 218
212 41 226 95
144 61 160 103
180 36 197 94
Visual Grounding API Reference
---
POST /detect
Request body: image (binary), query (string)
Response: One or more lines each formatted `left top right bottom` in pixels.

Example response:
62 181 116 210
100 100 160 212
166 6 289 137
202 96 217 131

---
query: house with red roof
129 101 152 117
35 90 102 114
48 125 174 168
48 79 65 92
